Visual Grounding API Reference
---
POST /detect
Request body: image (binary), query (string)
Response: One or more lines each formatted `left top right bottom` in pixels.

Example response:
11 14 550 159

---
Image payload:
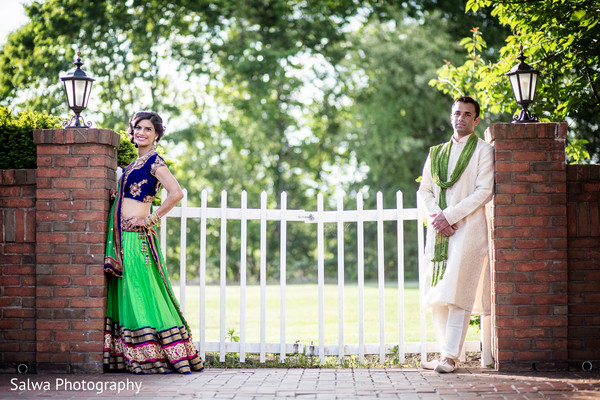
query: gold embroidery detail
129 179 147 197
104 318 204 373
150 157 167 175
131 151 155 170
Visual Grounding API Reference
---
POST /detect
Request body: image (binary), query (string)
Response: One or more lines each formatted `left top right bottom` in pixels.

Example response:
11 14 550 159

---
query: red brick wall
566 164 600 368
0 169 37 372
486 122 569 371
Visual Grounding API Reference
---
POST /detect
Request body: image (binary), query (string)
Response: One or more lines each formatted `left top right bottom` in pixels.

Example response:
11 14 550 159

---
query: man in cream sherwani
417 96 494 373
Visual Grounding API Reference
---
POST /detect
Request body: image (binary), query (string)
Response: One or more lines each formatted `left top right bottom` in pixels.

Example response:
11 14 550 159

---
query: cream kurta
417 133 494 312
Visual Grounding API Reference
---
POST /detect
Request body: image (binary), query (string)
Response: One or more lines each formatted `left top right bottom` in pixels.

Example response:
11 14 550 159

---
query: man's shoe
434 359 455 373
420 359 439 370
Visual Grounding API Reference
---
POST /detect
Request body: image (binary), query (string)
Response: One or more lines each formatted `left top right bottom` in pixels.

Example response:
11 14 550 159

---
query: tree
401 0 509 54
0 0 212 128
432 0 600 162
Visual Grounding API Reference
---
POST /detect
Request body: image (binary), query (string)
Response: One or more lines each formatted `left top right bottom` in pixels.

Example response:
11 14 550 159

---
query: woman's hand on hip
124 216 145 230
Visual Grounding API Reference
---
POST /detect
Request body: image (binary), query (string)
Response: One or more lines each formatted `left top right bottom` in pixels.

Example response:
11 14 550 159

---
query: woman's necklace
137 150 155 161
133 150 154 166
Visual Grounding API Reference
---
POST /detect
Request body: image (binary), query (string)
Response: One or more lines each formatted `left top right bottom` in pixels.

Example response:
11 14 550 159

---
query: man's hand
430 212 457 237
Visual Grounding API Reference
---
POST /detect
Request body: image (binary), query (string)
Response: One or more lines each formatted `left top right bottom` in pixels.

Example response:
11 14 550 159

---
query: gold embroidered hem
104 317 204 374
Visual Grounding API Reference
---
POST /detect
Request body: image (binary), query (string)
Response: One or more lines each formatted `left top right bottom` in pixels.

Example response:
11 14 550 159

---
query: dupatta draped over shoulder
104 151 166 277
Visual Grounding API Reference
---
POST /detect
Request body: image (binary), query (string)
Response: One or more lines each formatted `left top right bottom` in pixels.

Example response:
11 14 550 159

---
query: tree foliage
431 0 600 162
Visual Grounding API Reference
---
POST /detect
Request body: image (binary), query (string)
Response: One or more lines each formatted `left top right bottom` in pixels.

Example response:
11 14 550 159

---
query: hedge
0 106 62 169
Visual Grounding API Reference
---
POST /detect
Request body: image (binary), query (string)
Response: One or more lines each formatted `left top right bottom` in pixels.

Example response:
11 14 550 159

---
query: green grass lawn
172 283 480 345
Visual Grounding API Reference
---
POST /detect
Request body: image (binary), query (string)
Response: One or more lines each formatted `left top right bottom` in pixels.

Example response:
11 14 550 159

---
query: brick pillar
485 122 568 371
33 128 119 373
0 169 36 372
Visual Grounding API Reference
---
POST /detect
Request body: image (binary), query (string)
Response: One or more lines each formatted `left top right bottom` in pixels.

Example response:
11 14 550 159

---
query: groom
417 96 494 373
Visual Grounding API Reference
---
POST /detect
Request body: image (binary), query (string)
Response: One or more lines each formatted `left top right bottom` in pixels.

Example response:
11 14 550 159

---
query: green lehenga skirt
103 230 204 374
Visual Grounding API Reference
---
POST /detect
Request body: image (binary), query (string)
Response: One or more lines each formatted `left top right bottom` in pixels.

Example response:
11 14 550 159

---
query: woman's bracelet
144 211 161 228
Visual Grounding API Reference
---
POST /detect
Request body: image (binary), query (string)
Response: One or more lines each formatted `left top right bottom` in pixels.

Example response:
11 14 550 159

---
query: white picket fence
159 189 491 365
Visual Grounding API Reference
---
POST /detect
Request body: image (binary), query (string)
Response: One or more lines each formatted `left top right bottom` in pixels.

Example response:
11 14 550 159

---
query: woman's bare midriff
121 198 152 219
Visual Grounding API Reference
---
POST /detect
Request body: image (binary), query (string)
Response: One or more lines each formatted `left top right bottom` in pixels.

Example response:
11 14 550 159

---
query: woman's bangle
144 211 161 228
151 211 160 225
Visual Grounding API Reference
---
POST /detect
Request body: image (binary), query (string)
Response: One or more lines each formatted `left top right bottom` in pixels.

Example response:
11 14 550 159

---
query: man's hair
453 96 480 119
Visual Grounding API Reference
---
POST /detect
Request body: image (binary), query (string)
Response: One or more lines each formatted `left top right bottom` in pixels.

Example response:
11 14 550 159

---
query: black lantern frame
60 51 95 128
505 45 540 123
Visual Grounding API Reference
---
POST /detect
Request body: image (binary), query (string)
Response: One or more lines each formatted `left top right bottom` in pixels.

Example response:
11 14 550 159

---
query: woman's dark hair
127 111 165 147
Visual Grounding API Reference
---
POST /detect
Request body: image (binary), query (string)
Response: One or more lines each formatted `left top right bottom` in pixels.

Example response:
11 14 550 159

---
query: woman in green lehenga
103 111 204 374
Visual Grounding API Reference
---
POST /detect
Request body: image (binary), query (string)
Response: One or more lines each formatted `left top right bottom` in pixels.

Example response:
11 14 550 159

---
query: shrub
0 106 62 169
117 130 137 168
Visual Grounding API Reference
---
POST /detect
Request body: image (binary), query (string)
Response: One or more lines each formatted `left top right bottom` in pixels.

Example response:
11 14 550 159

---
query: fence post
396 190 405 363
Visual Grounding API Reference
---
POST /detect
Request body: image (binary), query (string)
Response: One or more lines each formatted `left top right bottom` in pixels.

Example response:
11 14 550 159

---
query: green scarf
429 133 478 286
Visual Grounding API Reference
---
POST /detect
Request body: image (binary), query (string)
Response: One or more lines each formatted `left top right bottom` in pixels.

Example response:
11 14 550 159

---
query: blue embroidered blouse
122 151 167 204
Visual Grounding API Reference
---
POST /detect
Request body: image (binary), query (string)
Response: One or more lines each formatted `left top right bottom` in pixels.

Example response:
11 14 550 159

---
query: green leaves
429 28 490 107
566 138 591 165
571 9 587 22
116 131 137 169
0 106 61 169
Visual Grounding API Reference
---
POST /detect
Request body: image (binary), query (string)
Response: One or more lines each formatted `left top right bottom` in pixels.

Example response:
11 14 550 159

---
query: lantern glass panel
529 73 538 102
64 80 75 108
74 79 87 108
519 73 532 102
509 74 522 103
84 81 93 108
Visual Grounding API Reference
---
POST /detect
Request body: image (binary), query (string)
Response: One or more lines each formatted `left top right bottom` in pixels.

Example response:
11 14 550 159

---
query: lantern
60 51 95 128
506 45 540 123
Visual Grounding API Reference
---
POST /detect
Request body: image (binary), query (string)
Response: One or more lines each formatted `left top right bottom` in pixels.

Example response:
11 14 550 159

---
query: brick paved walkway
1 367 599 399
